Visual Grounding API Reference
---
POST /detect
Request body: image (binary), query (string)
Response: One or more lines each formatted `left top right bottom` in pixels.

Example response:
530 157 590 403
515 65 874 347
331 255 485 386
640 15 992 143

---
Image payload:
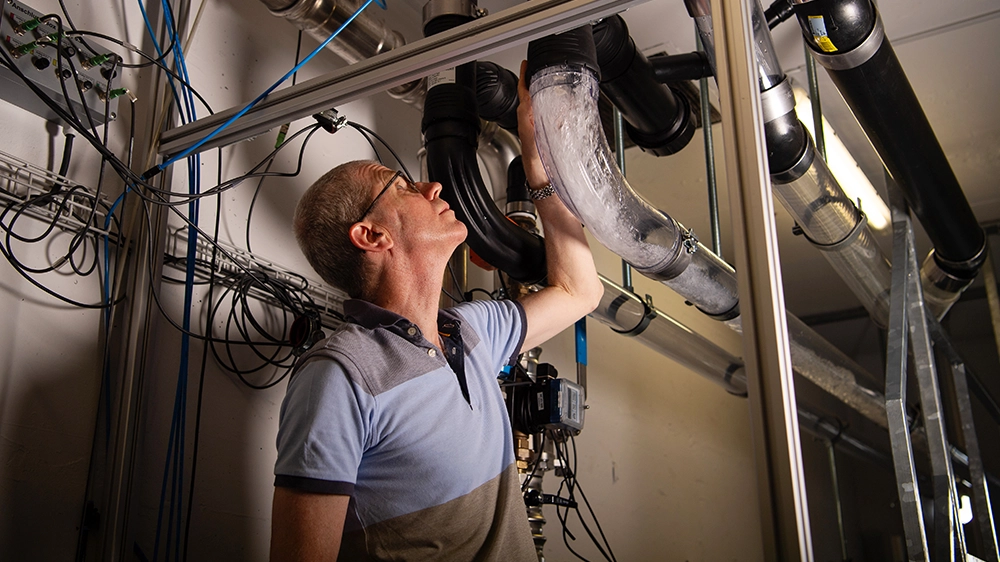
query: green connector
99 87 135 102
275 123 290 148
82 53 112 70
14 18 42 35
10 41 39 58
43 32 64 44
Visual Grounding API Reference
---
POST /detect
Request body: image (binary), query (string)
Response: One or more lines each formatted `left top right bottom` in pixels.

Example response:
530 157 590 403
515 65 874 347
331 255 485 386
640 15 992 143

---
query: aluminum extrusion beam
885 195 929 561
158 0 646 157
712 0 812 559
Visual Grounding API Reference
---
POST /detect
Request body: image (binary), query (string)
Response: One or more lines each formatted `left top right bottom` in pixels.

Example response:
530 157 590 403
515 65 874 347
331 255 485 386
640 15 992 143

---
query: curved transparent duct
530 61 888 431
530 65 740 318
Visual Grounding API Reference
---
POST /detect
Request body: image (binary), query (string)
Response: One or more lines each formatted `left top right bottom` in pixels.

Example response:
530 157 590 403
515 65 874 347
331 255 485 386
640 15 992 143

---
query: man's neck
369 270 445 351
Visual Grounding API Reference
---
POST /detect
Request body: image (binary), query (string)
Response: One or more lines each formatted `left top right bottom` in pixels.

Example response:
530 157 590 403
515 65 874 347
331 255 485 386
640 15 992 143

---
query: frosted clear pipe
772 151 892 324
750 0 783 90
530 66 739 317
591 275 747 395
530 63 888 430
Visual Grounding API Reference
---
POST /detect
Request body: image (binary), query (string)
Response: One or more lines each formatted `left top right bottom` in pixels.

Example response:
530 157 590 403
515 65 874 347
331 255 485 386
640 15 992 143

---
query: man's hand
516 61 603 351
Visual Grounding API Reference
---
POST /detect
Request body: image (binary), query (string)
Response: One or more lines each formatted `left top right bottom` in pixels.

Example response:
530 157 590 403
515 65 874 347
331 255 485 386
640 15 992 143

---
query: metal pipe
696 31 722 258
612 107 634 292
803 43 825 159
258 0 425 107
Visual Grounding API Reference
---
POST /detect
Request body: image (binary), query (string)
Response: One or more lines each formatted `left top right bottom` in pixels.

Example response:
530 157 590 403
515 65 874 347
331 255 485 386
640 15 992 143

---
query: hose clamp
811 13 885 70
804 210 868 252
609 294 657 337
760 79 795 124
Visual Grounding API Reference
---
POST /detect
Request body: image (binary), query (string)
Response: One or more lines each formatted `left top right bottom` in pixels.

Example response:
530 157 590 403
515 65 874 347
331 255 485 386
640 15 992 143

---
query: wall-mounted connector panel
1 0 121 123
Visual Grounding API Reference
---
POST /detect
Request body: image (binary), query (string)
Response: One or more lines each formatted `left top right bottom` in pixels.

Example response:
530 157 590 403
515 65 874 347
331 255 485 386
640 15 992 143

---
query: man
270 63 603 561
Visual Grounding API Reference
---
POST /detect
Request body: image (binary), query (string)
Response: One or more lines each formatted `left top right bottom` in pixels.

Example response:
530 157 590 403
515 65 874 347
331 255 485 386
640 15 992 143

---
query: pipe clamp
806 211 868 252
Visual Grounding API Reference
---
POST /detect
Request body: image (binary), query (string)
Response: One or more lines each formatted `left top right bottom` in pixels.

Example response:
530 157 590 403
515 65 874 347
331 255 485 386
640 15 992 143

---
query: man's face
359 164 468 255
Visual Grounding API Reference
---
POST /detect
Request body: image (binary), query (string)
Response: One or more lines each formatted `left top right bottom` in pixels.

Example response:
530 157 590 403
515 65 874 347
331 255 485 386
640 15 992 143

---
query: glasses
356 170 417 223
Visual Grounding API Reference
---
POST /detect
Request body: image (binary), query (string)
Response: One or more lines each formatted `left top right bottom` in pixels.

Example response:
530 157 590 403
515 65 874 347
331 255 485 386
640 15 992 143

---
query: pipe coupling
760 79 795 124
810 12 884 70
770 130 816 184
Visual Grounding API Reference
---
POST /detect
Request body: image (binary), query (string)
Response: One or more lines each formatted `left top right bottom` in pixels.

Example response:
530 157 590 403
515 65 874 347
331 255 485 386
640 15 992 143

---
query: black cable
346 121 412 180
182 152 224 562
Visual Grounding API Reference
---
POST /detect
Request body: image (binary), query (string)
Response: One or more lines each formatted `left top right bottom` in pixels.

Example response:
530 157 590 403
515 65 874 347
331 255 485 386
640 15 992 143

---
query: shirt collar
343 299 462 343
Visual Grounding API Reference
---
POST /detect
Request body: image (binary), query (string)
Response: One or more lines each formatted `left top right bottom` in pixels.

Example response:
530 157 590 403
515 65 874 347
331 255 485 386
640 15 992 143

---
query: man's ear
349 222 393 253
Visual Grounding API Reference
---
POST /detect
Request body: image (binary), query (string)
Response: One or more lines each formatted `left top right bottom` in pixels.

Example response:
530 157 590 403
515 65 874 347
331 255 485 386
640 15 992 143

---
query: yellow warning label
815 35 838 52
807 15 839 52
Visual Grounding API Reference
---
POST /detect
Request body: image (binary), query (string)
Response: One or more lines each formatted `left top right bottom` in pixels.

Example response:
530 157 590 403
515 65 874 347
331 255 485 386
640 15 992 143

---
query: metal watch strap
528 182 555 200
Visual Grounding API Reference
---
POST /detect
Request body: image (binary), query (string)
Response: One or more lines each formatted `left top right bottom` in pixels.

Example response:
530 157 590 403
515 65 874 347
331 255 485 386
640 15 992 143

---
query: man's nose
421 181 443 200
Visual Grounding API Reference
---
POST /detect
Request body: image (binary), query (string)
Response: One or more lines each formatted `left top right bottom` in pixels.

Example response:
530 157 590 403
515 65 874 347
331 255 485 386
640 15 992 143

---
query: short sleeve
452 299 526 372
273 357 376 495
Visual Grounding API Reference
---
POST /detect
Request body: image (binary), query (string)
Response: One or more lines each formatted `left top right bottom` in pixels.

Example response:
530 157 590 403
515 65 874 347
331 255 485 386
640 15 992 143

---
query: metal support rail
0 149 112 238
158 0 647 157
885 185 987 560
164 229 348 330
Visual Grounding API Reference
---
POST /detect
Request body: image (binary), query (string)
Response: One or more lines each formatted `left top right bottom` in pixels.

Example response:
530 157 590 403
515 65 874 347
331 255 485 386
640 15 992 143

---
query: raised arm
516 60 604 352
270 488 349 562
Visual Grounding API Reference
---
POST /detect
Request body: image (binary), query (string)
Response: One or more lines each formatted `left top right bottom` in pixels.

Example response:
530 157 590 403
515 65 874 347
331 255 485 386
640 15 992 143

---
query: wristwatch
528 181 555 201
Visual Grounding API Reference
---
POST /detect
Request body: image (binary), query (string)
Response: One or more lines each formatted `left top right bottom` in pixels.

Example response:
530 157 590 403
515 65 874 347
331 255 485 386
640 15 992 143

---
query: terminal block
1 0 121 123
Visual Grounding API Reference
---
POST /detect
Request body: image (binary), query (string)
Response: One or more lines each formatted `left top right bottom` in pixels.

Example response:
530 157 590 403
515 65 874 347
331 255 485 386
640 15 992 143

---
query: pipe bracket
805 210 868 252
609 293 657 337
810 13 884 71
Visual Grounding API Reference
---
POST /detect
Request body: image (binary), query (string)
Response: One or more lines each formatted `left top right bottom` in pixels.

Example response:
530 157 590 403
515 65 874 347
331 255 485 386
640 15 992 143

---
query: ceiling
392 0 1000 321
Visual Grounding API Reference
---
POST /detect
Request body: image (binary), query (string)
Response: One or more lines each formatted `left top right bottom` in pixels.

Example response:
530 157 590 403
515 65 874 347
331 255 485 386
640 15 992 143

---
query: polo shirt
274 298 536 561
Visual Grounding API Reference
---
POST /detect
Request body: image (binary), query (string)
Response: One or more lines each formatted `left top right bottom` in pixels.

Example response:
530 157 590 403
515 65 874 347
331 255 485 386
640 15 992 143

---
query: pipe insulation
792 0 988 317
527 27 887 430
422 62 547 284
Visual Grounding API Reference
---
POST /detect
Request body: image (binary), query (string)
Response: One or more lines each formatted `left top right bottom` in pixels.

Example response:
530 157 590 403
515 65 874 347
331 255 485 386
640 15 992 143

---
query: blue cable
144 0 384 179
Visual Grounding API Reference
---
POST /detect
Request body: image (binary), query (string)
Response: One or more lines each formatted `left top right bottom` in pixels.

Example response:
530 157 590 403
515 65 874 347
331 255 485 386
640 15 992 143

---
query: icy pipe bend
529 63 739 319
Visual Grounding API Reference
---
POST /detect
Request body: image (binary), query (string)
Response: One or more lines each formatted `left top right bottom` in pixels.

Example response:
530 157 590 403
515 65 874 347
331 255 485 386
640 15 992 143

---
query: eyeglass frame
356 170 413 224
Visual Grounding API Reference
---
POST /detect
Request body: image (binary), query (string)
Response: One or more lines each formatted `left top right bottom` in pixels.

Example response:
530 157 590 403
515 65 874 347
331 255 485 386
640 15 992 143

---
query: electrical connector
82 53 112 70
275 123 290 148
14 17 42 35
313 109 346 133
11 41 40 58
99 87 135 102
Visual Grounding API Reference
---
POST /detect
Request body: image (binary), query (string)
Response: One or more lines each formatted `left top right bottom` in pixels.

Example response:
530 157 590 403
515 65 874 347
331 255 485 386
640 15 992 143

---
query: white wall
0 0 765 560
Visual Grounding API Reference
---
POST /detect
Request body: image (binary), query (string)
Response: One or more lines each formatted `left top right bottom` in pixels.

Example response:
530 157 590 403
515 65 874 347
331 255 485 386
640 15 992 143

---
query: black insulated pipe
475 61 520 133
764 0 795 29
793 0 987 280
591 15 695 156
648 52 713 82
423 14 546 284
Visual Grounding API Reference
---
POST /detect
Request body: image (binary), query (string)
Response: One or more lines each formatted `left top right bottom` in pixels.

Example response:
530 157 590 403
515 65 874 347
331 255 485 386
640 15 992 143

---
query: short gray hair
293 160 379 299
